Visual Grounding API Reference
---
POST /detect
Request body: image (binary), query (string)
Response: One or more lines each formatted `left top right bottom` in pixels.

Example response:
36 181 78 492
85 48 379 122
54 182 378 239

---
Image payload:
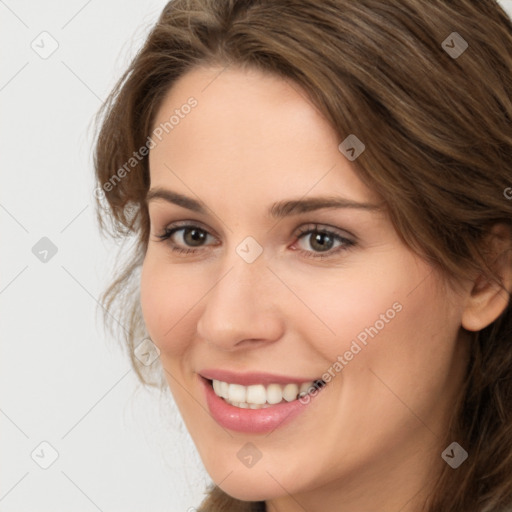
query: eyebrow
146 187 383 219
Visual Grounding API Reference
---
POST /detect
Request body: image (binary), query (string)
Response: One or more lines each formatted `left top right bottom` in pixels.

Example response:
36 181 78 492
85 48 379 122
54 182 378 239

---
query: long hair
93 1 512 510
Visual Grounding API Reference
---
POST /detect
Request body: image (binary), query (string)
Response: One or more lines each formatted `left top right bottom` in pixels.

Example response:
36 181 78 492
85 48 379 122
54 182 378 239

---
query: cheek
319 258 461 434
293 249 459 404
140 255 201 356
281 251 413 363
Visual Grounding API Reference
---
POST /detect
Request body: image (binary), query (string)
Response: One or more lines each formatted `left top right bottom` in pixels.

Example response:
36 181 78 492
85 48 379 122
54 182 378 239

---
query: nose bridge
196 241 284 349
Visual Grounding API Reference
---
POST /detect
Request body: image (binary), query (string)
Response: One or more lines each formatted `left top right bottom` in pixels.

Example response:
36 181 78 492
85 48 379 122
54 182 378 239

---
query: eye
153 221 356 259
293 224 355 259
154 223 217 255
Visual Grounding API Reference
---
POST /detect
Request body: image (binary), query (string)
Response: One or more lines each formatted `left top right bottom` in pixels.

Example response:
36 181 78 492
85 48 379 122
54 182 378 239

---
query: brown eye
155 223 217 255
304 232 336 252
180 227 208 246
295 224 356 259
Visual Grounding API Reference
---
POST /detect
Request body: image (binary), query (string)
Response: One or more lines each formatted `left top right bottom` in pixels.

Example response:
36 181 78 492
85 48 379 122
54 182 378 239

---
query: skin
140 65 511 512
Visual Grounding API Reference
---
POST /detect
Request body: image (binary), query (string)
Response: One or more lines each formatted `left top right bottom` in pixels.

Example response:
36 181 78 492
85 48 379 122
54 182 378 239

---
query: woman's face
140 65 470 508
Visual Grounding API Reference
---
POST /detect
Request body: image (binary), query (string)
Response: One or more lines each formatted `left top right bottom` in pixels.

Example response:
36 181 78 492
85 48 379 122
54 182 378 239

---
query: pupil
186 228 206 246
312 233 332 252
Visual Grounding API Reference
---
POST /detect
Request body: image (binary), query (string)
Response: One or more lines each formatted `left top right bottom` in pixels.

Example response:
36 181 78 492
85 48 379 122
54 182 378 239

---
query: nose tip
196 259 284 351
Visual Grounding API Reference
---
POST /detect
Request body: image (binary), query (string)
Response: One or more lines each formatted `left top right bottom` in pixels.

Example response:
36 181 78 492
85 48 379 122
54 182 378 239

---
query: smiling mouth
208 378 326 409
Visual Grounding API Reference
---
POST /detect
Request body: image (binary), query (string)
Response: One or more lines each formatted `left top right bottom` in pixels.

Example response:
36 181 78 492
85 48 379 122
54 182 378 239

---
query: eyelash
154 221 356 260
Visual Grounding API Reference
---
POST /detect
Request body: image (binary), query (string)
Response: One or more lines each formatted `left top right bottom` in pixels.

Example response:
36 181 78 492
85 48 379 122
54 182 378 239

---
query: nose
196 254 285 351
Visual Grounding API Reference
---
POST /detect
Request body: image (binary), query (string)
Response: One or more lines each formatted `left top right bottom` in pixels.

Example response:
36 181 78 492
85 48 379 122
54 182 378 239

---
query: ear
461 223 512 332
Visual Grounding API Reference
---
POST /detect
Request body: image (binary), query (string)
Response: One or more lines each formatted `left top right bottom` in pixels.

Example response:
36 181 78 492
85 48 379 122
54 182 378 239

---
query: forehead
148 65 379 205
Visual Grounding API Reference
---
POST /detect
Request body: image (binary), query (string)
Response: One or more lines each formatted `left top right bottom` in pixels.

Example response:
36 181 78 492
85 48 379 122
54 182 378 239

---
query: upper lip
199 368 322 386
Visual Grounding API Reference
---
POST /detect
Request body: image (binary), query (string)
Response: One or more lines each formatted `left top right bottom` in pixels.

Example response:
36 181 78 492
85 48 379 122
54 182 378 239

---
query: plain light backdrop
2 1 512 511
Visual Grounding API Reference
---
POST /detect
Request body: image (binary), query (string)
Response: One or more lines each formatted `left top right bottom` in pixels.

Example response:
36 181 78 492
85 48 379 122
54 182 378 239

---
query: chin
217 478 286 502
202 458 307 502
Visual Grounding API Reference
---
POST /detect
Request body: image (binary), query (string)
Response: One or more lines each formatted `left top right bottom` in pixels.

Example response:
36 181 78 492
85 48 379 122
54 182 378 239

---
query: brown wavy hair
93 1 512 510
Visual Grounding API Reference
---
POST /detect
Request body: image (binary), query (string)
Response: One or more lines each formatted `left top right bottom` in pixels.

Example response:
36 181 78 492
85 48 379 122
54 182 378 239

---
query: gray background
1 1 511 511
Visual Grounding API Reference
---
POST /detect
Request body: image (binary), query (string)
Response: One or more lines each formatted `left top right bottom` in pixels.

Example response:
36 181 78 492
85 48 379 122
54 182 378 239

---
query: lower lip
200 376 322 433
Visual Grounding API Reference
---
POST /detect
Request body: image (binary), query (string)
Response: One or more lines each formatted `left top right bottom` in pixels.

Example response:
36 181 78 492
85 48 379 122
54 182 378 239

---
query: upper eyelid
296 223 355 239
149 205 360 234
160 220 219 239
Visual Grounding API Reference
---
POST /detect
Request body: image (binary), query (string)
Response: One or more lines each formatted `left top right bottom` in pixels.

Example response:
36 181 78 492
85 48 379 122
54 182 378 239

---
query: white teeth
246 384 266 404
248 403 273 409
282 383 299 402
228 383 246 403
299 382 312 397
266 383 283 404
219 381 229 399
211 378 324 408
212 379 222 396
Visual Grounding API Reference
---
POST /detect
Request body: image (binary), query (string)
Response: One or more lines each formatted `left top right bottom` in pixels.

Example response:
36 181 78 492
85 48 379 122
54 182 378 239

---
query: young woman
93 1 512 510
